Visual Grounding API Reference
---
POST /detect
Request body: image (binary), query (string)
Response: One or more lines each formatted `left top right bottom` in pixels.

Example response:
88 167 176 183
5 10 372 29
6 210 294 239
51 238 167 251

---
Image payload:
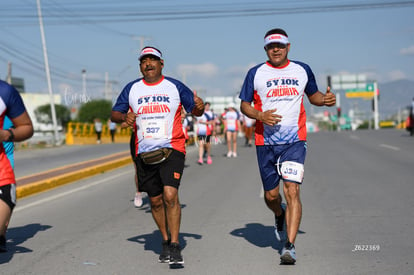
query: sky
1 0 414 109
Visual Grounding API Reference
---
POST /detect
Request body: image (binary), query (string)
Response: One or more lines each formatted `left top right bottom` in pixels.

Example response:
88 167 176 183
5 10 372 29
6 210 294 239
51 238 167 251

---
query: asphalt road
2 129 414 274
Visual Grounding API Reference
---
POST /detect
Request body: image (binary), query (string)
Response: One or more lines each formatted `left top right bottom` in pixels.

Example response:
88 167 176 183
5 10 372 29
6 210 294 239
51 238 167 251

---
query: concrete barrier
16 156 132 199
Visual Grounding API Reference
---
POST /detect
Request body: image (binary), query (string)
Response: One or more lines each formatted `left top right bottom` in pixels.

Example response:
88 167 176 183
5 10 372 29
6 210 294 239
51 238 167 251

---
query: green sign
346 83 376 98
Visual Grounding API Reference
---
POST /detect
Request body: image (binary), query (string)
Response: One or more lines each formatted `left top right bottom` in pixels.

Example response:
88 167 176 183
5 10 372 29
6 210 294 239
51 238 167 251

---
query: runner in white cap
112 46 205 265
239 28 336 264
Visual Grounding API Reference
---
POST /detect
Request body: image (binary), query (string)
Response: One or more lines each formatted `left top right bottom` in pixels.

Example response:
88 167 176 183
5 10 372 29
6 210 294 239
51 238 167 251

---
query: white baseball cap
139 47 162 61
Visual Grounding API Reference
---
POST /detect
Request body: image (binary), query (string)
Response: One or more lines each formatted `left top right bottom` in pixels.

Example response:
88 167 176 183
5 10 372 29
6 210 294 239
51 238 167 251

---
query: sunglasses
266 43 288 50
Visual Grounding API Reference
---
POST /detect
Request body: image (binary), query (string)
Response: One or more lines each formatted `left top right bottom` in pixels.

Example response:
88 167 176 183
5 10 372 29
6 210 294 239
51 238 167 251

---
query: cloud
225 63 256 76
176 63 218 78
386 70 406 81
400 45 414 55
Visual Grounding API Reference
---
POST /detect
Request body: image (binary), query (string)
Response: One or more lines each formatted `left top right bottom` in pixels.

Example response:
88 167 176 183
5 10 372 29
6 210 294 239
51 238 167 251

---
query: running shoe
169 242 184 265
207 156 213 164
232 152 237 158
158 240 170 263
0 235 7 253
134 192 143 208
280 242 296 264
274 204 286 242
198 158 203 165
227 151 232 158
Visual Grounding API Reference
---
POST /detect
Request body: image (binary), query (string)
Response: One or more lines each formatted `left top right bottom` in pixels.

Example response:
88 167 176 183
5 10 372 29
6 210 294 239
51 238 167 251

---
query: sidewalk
15 144 133 199
15 143 198 199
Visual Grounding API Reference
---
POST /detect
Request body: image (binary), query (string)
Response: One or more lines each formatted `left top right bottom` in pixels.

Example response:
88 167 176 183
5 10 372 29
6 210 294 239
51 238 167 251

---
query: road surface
2 130 413 274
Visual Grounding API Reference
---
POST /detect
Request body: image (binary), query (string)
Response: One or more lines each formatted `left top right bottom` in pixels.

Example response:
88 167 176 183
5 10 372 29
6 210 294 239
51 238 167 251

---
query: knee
284 183 300 201
150 196 164 211
264 190 281 203
163 195 179 209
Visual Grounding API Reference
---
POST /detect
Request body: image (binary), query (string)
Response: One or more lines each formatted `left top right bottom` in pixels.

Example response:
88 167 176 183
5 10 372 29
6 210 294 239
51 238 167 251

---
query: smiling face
265 42 290 68
139 56 164 83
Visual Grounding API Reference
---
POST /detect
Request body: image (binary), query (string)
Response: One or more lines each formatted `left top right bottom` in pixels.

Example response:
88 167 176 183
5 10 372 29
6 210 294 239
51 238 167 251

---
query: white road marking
14 171 131 213
379 144 400 151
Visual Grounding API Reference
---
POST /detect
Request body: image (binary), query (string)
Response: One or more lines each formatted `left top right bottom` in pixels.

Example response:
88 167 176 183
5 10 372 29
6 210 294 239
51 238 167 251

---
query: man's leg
163 186 181 244
150 194 169 241
283 181 302 244
163 186 184 264
264 186 283 216
0 200 12 252
265 185 286 242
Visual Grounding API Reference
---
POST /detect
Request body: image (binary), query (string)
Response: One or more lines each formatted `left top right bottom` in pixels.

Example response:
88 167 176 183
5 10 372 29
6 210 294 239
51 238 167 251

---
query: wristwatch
6 129 14 142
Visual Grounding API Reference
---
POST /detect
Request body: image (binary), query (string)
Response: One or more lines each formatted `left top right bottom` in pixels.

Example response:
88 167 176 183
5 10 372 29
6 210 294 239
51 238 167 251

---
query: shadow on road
127 230 202 255
0 223 52 264
230 223 306 253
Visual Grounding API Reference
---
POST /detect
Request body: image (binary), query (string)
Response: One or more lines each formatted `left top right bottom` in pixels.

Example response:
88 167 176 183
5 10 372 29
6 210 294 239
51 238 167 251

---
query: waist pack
139 148 173 165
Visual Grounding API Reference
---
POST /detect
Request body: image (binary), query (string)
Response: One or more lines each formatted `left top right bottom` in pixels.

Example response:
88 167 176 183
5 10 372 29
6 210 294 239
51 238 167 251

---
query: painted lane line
379 144 400 151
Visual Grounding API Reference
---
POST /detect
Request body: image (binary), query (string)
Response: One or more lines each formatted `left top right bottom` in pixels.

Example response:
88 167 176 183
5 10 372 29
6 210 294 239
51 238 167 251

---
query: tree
35 104 71 127
77 99 112 123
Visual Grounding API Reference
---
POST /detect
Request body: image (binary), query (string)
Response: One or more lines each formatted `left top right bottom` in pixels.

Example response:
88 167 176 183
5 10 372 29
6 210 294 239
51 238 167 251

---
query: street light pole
82 69 87 98
37 0 59 145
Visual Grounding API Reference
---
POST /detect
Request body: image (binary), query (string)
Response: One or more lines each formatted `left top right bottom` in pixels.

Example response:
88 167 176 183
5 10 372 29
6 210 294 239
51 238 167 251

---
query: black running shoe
0 235 7 253
169 242 184 265
158 240 170 263
274 205 286 242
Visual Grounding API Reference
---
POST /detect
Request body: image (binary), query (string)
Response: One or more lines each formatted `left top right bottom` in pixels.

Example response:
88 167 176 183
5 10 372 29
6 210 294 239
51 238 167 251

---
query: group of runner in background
181 100 256 165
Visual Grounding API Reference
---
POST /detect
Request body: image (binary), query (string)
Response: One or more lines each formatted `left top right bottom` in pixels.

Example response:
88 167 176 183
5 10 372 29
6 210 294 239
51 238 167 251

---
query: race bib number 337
142 120 167 140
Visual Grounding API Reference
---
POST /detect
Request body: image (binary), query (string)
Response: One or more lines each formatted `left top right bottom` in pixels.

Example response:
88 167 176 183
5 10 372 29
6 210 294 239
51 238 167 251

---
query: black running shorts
0 183 16 211
134 149 185 198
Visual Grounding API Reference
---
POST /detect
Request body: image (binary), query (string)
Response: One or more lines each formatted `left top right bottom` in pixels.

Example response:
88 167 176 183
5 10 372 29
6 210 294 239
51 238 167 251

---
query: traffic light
337 107 341 117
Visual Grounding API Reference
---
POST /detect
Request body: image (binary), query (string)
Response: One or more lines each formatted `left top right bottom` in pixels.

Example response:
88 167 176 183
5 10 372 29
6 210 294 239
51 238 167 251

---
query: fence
65 122 131 145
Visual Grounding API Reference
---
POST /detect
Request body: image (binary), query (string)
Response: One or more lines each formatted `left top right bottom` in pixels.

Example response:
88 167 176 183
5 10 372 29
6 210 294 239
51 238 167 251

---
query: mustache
145 66 155 71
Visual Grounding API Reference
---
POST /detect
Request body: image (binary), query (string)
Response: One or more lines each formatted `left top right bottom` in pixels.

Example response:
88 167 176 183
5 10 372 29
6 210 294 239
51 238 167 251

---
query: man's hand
258 109 282 126
125 112 137 127
192 90 205 116
324 87 336 106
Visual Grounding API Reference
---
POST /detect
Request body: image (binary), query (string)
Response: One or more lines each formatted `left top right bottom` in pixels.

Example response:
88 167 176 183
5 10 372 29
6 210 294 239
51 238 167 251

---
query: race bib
141 119 167 140
279 161 304 183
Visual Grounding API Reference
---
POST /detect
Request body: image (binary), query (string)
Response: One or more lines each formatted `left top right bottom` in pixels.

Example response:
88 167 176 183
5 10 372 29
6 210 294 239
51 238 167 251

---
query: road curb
16 156 132 199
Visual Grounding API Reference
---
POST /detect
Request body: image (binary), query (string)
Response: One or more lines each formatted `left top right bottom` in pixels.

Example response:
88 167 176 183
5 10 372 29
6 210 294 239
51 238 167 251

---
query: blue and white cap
264 34 289 46
139 47 162 61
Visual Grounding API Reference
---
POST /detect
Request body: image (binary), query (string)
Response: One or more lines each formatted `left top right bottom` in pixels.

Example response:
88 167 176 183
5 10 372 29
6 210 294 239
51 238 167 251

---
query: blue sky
1 0 414 107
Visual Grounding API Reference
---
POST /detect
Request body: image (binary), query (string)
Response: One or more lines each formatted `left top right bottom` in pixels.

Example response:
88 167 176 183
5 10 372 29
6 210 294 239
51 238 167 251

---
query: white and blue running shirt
112 76 195 154
239 60 318 145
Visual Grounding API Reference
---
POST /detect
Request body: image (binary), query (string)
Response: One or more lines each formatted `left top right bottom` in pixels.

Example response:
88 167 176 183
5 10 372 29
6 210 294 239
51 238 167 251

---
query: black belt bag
139 148 173 165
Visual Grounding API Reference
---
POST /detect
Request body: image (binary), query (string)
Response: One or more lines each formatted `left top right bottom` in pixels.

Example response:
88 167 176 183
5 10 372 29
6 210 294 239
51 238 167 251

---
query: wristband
6 129 14 142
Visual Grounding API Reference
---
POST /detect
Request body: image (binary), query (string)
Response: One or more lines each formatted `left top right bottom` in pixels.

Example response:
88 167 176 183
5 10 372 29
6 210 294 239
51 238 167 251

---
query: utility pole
37 0 59 145
82 69 87 98
6 62 12 84
104 72 112 100
132 36 151 51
